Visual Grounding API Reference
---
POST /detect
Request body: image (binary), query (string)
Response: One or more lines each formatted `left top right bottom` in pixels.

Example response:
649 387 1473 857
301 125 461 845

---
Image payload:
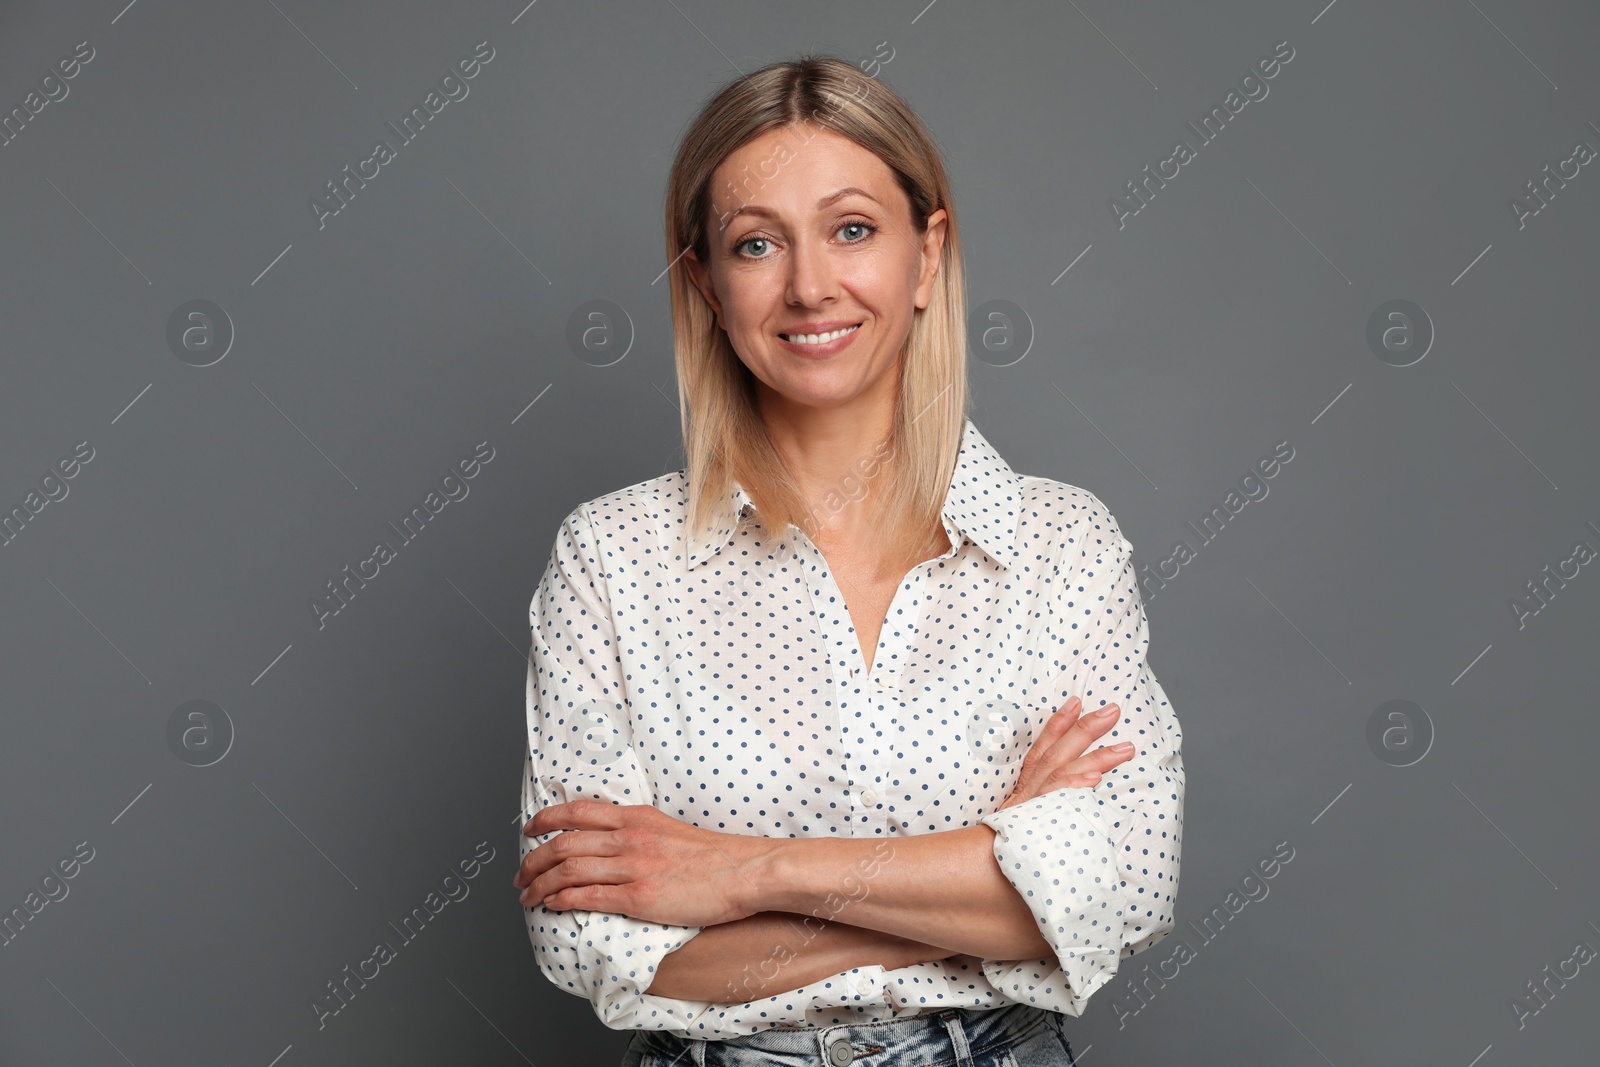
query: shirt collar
685 418 1024 572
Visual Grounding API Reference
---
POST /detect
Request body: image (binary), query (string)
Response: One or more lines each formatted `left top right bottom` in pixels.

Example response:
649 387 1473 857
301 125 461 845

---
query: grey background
1 1 1596 1064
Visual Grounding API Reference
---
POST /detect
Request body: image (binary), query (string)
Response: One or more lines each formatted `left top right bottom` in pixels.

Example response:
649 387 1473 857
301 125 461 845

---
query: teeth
784 324 860 345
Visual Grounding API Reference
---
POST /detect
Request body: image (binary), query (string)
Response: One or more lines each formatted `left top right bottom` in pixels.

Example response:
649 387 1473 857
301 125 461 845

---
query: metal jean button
827 1034 853 1066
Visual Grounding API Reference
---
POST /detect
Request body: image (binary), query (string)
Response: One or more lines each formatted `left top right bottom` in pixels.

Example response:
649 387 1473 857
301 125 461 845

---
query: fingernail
1094 706 1118 718
1083 772 1101 782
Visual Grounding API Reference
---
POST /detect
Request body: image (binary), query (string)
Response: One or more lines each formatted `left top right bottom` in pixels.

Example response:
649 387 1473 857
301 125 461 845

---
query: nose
784 233 839 308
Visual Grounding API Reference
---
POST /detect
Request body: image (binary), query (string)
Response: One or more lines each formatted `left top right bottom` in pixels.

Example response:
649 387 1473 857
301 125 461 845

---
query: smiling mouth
779 323 862 344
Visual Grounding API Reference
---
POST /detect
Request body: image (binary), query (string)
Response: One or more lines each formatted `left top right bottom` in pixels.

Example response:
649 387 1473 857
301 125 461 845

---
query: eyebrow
722 187 881 224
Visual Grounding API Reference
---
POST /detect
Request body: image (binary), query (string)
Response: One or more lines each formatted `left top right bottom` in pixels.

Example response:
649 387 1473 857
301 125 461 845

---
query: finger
1010 698 1091 795
1071 737 1140 771
1044 760 1119 791
1053 695 1083 720
514 841 561 888
1021 697 1082 764
526 799 637 837
1055 741 1137 781
514 826 626 888
1040 702 1122 764
1048 770 1103 792
1077 703 1123 738
521 855 630 907
540 881 632 913
1021 765 1108 801
1079 740 1137 769
524 804 565 837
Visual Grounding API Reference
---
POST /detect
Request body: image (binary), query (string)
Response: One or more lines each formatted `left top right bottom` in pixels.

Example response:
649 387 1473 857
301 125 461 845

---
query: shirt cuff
976 791 1124 1015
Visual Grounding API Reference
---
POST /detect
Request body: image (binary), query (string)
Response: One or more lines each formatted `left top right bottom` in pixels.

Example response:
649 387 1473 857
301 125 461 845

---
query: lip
776 321 863 359
780 320 862 337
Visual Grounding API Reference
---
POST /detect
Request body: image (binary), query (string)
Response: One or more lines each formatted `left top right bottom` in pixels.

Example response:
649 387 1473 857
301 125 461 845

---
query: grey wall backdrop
1 1 1596 1064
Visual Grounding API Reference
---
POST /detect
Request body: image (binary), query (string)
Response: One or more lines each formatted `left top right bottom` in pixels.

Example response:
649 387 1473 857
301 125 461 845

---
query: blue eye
731 219 879 260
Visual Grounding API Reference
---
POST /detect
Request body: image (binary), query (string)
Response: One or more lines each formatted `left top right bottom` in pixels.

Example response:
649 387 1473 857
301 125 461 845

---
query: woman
513 54 1184 1066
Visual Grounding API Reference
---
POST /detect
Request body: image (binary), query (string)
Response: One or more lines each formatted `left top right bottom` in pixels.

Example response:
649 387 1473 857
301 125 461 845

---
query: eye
838 219 878 243
732 235 774 259
731 218 880 261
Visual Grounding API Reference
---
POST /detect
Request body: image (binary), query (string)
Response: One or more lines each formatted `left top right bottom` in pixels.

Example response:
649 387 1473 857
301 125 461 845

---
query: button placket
856 566 931 822
866 565 930 692
793 533 857 687
789 532 870 830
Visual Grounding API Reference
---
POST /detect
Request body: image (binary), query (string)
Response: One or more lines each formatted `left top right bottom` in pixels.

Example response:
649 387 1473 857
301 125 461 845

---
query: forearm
645 910 950 1004
755 826 1054 962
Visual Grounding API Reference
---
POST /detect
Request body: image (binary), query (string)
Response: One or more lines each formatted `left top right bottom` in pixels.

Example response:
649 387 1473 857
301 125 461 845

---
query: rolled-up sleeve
519 504 714 1033
976 494 1185 1016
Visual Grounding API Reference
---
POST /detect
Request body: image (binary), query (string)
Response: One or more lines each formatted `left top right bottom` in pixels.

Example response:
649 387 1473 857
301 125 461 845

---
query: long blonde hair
663 54 969 563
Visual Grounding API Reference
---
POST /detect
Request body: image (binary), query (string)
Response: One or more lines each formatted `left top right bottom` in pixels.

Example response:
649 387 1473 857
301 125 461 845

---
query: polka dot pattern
519 419 1185 1040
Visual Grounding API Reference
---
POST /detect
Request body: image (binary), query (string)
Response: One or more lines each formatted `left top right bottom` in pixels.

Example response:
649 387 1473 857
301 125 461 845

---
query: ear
684 248 725 329
912 208 948 311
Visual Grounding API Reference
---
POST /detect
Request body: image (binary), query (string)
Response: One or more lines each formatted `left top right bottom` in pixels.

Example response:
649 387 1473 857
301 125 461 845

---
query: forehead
709 125 901 218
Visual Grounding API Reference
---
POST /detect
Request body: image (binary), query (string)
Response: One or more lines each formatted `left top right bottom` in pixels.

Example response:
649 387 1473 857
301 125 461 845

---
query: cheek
720 277 781 330
850 255 917 305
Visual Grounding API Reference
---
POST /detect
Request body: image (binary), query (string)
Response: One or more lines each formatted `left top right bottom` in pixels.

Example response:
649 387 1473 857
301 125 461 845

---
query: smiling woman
514 53 1183 1067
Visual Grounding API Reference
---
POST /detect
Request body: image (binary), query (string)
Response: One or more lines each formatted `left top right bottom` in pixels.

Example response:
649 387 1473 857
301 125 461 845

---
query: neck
753 379 899 529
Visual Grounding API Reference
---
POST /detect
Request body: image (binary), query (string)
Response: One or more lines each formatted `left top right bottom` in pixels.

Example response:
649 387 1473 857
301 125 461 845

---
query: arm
752 826 1057 962
736 494 1185 1016
645 911 956 1003
519 507 955 1032
956 499 1185 1014
520 738 714 1030
519 507 716 1032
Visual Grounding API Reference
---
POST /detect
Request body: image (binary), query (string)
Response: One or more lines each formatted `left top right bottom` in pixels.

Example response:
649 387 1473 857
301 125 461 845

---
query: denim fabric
619 1002 1077 1067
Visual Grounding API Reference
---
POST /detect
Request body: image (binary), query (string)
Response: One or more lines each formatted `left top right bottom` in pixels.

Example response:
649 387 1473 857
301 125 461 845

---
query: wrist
747 836 815 915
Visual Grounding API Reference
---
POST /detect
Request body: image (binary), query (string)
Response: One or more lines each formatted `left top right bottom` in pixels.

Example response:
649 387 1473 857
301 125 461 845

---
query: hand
514 800 780 927
997 696 1136 811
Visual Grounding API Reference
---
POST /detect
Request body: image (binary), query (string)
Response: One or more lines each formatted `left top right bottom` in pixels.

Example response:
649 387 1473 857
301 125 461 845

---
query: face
685 124 947 422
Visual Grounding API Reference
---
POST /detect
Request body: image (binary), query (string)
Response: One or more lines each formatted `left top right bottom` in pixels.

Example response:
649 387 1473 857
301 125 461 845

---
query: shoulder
1011 478 1139 619
558 470 689 543
1013 474 1128 560
534 472 689 609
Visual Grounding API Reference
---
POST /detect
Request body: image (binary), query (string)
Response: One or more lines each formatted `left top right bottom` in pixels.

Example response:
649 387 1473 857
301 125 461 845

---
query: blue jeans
620 1002 1078 1066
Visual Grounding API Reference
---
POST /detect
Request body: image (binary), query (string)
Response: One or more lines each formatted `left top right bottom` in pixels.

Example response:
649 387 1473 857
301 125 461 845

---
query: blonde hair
663 53 969 563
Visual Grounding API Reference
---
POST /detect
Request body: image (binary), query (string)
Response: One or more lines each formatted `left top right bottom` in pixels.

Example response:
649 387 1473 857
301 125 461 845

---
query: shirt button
828 1035 854 1065
855 976 875 995
860 788 877 807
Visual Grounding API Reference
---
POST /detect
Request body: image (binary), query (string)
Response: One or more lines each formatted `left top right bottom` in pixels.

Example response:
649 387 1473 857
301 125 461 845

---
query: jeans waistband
636 1000 1052 1066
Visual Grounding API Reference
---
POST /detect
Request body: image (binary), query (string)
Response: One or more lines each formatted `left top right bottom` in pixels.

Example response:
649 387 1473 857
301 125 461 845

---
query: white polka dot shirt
519 418 1184 1040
